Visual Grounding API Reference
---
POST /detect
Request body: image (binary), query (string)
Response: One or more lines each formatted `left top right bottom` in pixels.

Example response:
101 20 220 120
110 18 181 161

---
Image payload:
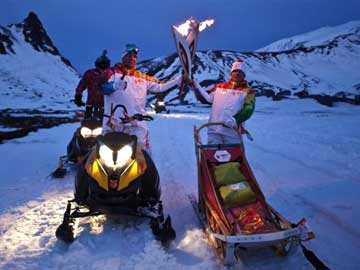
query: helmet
95 50 110 69
122 44 139 57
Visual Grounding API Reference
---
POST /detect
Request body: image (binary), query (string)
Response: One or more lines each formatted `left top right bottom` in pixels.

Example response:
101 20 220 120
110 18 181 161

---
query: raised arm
147 75 182 93
192 80 215 104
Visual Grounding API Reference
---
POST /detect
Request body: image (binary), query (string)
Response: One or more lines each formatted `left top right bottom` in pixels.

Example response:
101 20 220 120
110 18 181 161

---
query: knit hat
231 59 246 73
122 44 139 58
95 50 110 69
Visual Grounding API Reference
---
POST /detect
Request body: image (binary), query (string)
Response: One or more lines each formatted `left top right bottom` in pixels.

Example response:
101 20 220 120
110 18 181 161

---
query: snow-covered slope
139 21 360 106
1 98 359 269
257 21 360 52
0 12 79 110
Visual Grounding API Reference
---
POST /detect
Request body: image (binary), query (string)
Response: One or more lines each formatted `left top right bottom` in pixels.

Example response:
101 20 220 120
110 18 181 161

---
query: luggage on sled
191 122 315 266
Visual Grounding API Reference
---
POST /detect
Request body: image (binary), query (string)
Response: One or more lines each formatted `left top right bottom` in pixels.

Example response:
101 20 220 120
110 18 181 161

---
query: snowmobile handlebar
103 104 153 124
129 114 154 122
110 104 128 114
103 113 153 123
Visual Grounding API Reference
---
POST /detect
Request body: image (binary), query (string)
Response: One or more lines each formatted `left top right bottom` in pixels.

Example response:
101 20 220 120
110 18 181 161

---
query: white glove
114 79 127 91
224 117 237 128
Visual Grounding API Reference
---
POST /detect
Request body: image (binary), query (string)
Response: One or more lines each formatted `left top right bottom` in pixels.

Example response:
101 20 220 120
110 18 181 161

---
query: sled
192 122 315 266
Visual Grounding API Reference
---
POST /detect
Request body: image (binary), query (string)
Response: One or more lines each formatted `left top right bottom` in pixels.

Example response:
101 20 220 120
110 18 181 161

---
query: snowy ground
0 97 359 270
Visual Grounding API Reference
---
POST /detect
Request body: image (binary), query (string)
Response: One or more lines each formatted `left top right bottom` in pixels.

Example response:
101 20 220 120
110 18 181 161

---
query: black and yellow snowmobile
56 104 176 244
52 106 103 178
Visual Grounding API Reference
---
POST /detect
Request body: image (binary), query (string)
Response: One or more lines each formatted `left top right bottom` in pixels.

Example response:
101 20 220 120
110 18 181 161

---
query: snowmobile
56 104 176 244
150 100 169 114
150 94 170 114
52 106 103 178
191 122 317 267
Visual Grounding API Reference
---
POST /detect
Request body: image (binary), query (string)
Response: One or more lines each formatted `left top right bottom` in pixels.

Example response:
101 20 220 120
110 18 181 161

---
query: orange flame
199 19 215 32
175 18 215 36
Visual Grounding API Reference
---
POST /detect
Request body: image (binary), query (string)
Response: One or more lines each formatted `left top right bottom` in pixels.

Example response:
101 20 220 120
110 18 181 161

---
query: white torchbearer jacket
194 80 255 137
103 63 181 131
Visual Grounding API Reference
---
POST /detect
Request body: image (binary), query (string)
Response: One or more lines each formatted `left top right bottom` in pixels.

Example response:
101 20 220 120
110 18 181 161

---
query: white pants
123 125 151 154
208 132 243 145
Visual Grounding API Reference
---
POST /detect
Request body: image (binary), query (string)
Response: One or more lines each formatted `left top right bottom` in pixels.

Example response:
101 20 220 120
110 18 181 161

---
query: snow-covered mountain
0 12 79 110
1 13 359 109
139 21 360 106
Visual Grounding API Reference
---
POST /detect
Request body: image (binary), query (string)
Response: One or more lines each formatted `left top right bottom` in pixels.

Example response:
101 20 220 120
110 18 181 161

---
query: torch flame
199 19 215 32
175 18 215 36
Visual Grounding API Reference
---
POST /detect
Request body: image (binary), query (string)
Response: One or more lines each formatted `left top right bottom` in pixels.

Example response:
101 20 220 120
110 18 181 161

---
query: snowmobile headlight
92 127 102 136
80 127 92 138
99 144 113 167
157 101 165 106
99 144 133 168
115 144 133 167
81 127 102 138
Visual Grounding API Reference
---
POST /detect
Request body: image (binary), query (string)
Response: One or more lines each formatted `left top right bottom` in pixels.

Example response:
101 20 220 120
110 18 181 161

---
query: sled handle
194 122 242 145
194 122 253 145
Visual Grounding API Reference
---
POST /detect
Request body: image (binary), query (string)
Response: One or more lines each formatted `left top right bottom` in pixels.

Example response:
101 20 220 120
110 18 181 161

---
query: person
191 59 256 144
101 44 183 153
74 50 111 118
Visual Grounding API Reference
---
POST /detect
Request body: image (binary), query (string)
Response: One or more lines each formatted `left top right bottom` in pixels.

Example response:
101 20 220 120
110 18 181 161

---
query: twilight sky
1 0 360 74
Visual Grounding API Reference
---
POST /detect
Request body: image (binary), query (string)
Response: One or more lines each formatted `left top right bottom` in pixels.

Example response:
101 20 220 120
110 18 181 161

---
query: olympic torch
172 18 214 99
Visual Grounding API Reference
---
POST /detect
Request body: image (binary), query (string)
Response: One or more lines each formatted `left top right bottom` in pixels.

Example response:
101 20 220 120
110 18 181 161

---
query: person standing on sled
191 59 256 144
101 44 183 153
74 50 111 118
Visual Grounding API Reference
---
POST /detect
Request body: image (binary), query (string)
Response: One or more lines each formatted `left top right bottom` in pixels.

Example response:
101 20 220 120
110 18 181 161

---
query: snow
1 15 360 270
1 97 359 270
0 24 79 111
257 20 360 52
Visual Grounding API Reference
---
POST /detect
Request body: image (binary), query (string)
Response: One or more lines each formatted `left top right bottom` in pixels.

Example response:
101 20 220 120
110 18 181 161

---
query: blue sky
1 0 360 73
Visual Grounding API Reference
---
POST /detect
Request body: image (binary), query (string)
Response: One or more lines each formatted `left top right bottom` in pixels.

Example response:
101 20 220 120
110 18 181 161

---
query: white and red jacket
103 63 181 134
194 80 255 138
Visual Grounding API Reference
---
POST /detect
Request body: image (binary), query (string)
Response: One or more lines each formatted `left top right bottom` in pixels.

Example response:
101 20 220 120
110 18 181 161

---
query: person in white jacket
191 59 256 144
101 44 183 153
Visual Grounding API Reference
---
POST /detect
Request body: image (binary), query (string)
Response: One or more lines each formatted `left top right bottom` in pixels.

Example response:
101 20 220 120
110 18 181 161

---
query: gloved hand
74 94 85 107
224 117 237 128
186 78 194 87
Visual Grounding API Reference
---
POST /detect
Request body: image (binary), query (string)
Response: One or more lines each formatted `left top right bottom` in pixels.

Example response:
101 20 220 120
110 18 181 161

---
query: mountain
139 21 360 106
0 12 79 110
1 13 359 110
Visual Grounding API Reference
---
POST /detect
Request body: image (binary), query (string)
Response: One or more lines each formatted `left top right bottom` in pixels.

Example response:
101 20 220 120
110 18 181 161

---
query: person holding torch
100 44 184 153
190 59 256 144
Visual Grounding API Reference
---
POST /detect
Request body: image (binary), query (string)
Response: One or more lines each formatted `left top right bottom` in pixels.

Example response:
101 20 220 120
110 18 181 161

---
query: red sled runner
191 122 317 267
